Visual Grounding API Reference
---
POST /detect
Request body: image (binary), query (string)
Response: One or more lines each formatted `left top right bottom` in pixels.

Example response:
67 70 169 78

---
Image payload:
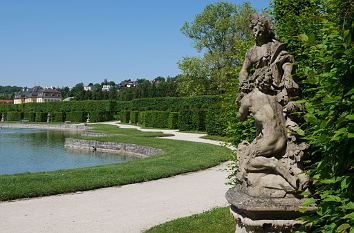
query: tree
177 57 211 96
271 0 353 231
178 2 255 95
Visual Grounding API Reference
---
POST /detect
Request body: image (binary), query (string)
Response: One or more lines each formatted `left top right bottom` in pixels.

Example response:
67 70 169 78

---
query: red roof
0 100 13 103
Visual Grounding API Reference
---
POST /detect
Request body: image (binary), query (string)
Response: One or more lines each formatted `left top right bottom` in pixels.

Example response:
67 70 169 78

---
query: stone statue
234 13 309 198
47 113 51 123
1 113 4 122
226 13 315 232
86 113 90 123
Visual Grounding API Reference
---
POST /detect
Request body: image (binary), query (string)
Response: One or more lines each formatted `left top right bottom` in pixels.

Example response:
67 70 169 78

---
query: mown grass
145 207 235 233
201 135 230 142
0 124 230 201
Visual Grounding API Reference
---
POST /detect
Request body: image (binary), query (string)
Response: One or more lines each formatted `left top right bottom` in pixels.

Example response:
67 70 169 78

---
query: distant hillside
0 86 23 100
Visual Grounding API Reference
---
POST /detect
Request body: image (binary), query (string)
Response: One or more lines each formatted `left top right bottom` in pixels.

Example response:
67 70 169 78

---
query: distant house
119 81 136 88
84 86 97 91
0 100 13 104
102 85 112 91
127 81 136 88
14 86 62 104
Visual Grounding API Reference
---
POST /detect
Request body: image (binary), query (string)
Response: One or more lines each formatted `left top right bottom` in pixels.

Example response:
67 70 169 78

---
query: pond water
0 128 139 175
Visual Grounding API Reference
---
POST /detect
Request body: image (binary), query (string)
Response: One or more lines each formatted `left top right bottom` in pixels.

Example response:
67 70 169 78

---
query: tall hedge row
23 112 35 122
66 111 85 122
130 111 139 124
35 112 47 122
139 111 169 128
6 111 22 121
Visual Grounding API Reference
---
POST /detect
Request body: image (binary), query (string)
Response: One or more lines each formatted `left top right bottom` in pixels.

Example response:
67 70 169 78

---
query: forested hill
0 86 23 100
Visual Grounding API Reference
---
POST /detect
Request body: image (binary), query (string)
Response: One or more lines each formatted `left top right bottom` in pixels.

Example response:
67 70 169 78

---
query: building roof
14 86 62 99
0 100 13 103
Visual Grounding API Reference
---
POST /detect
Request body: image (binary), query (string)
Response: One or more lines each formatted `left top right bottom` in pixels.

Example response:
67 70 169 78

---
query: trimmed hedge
192 109 207 131
121 110 130 123
89 111 112 123
130 111 139 124
53 112 65 122
178 109 207 131
206 105 228 136
139 111 169 128
168 112 179 129
35 112 47 122
23 112 35 122
7 111 22 121
0 100 116 114
178 109 193 131
139 112 146 126
121 95 223 112
66 111 85 122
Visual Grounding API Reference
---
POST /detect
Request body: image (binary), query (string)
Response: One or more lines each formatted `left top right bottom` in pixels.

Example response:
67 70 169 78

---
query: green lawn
0 124 231 201
145 207 235 233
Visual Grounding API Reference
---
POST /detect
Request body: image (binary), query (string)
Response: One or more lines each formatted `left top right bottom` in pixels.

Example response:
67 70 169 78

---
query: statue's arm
239 50 252 83
237 97 250 122
282 62 293 80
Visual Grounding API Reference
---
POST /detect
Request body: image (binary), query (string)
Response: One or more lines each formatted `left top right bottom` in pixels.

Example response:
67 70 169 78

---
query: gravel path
0 122 232 233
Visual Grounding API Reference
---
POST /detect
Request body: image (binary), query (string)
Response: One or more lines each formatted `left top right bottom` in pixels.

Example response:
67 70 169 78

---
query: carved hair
249 13 278 40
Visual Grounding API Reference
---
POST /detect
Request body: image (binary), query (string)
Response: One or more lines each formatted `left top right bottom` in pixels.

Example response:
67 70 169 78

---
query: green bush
121 110 130 123
168 112 179 129
139 112 146 126
206 105 228 136
35 112 47 122
53 112 65 122
66 111 85 122
90 111 112 122
130 111 139 124
178 109 193 131
155 111 169 128
192 109 207 131
23 112 35 122
139 111 169 128
143 111 155 127
6 111 22 121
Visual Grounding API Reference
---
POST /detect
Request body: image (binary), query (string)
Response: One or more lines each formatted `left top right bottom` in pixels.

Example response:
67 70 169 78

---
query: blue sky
0 0 270 88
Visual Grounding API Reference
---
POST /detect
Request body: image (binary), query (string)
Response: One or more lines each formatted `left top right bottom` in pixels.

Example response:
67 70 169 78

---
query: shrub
139 112 146 126
206 105 228 136
121 110 130 123
89 111 111 123
130 111 139 124
35 112 47 122
178 109 193 131
53 112 65 122
192 109 207 131
23 112 35 122
168 112 179 129
66 111 85 122
155 111 169 128
6 111 22 121
143 111 155 127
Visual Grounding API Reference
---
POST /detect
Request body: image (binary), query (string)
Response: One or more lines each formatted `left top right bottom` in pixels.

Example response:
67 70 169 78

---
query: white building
84 86 97 91
102 85 112 91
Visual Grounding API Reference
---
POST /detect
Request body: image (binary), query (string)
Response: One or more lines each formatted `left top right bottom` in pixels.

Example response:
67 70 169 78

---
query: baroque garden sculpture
226 13 315 232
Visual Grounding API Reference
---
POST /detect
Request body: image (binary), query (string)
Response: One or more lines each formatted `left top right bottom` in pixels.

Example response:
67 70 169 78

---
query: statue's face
253 21 267 42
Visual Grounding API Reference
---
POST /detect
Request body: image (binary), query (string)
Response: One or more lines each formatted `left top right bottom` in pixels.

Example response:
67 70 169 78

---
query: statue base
226 186 316 233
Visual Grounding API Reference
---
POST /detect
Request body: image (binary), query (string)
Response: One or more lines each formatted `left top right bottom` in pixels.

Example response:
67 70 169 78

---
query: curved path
0 122 232 233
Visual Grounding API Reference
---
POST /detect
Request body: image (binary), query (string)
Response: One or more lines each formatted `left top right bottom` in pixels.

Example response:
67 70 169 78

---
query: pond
0 128 139 175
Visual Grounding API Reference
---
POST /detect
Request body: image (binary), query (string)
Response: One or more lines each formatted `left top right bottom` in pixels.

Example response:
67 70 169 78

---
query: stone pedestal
226 186 315 233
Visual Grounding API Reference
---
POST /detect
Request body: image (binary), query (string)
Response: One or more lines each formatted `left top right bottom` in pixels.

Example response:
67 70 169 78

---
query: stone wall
65 138 164 158
0 123 86 131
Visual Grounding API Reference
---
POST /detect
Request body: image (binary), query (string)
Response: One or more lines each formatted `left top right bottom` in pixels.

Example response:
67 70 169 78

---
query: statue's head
249 13 274 43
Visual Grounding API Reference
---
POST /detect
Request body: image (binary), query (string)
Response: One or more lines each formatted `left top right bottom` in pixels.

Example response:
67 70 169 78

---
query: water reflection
0 128 139 175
